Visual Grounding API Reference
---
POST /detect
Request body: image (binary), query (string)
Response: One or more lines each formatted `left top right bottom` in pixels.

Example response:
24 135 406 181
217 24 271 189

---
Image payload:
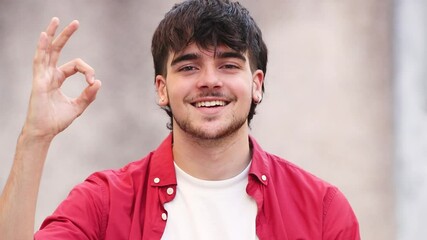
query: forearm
0 17 100 240
0 132 53 240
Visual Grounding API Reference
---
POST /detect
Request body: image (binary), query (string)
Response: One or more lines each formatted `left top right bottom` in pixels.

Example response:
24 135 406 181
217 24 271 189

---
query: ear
155 75 169 106
251 70 264 103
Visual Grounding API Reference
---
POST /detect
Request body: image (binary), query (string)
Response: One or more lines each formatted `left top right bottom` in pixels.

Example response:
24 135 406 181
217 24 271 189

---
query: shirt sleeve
322 187 361 240
34 175 108 240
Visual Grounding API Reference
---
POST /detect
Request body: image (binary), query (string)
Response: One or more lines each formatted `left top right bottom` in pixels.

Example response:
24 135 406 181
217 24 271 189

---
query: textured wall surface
394 0 427 239
0 0 394 239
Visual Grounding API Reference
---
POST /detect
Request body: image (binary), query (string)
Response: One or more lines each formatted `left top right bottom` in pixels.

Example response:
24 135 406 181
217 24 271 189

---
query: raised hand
0 18 102 240
23 17 101 140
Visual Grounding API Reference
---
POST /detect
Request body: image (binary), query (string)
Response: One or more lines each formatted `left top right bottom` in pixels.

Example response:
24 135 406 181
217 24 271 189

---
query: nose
196 66 223 89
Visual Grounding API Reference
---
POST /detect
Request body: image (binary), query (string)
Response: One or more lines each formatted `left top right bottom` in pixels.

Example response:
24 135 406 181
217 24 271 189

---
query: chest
161 164 258 240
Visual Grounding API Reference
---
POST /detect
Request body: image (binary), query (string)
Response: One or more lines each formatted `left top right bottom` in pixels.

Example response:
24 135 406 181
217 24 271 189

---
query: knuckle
74 58 84 64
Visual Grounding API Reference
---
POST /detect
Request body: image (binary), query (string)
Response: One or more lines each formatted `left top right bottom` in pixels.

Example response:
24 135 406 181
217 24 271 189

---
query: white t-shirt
161 162 258 239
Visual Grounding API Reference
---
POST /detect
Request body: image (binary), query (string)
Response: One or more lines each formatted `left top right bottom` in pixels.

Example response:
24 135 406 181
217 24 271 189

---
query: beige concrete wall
0 0 394 239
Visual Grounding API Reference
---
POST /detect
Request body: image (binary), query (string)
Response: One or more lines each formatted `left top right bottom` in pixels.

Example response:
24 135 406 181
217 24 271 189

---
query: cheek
165 81 192 105
230 78 254 98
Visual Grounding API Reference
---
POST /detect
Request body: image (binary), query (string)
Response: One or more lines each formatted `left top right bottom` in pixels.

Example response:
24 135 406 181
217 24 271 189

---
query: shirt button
261 175 267 181
167 187 174 195
154 177 160 184
161 212 167 221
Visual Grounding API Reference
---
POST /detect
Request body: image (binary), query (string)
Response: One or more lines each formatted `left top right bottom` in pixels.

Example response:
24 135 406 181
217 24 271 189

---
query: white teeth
195 101 226 108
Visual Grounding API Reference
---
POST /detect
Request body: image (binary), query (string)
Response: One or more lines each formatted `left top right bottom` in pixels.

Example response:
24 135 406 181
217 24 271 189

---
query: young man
0 0 360 239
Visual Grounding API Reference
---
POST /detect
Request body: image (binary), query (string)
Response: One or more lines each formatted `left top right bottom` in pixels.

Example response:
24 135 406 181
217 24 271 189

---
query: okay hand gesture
24 18 101 140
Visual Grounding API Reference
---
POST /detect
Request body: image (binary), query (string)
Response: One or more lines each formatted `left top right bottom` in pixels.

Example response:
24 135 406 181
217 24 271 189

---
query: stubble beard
173 113 248 141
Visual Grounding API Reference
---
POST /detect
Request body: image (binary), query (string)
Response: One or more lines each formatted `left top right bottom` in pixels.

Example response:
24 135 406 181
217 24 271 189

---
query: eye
179 65 198 72
221 64 240 70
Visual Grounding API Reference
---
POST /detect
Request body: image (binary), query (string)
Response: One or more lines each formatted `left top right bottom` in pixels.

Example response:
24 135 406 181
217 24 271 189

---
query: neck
172 126 251 180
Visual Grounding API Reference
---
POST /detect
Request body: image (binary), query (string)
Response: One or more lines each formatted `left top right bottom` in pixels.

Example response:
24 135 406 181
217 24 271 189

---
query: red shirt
35 134 360 239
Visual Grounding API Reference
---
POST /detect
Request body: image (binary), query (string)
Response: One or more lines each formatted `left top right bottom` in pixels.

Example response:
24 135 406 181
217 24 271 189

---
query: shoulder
86 151 155 189
250 137 338 204
78 134 174 197
266 152 332 188
250 138 335 195
249 136 332 191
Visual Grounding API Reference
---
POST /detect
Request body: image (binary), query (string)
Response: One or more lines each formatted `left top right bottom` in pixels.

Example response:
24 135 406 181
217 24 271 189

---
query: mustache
186 91 235 102
195 91 225 98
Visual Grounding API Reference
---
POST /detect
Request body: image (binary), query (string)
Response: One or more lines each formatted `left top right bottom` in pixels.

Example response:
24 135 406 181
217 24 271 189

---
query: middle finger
49 20 80 67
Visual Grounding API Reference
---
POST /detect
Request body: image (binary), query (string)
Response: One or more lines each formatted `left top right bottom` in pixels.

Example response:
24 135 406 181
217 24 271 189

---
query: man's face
156 43 264 140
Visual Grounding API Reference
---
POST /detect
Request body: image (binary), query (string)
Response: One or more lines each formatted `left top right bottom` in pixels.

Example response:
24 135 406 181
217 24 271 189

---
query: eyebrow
170 51 247 67
216 51 246 62
171 53 199 66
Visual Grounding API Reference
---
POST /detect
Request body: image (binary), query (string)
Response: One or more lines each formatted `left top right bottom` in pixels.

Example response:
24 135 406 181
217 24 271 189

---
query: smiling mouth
193 100 228 108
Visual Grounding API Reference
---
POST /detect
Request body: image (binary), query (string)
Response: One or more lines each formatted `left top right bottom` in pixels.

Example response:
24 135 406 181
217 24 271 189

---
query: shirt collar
248 135 271 186
149 133 177 187
149 133 270 187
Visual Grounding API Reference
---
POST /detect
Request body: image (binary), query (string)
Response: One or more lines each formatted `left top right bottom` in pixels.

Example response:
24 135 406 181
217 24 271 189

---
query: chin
173 114 248 140
187 122 247 140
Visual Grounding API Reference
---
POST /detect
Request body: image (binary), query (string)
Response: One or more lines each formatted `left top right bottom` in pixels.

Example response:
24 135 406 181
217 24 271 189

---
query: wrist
20 124 57 143
19 127 55 146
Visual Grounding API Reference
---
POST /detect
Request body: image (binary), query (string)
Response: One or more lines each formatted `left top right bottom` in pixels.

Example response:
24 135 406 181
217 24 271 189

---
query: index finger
58 58 95 86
